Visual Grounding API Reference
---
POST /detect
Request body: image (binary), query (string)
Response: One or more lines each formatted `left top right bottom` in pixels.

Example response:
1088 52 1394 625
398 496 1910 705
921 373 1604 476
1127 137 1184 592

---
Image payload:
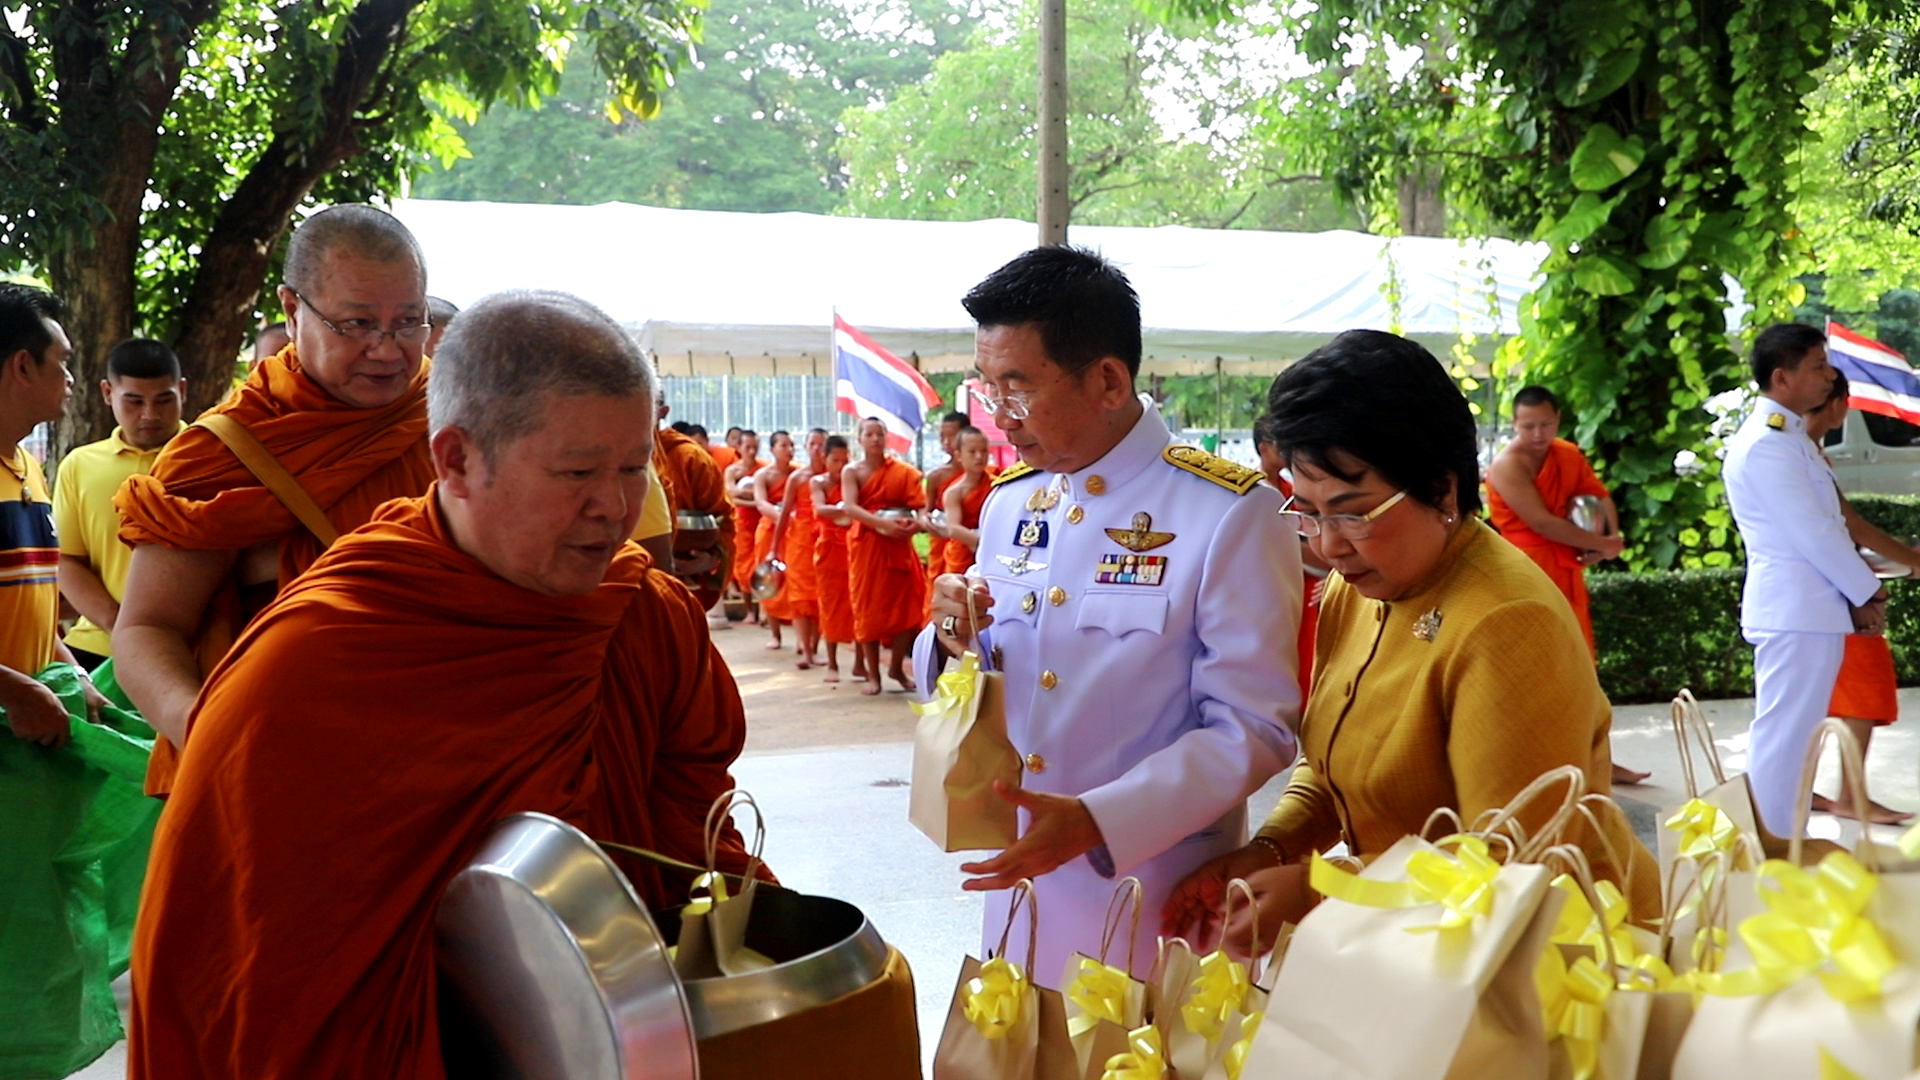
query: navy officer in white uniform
913 246 1302 985
1724 322 1887 836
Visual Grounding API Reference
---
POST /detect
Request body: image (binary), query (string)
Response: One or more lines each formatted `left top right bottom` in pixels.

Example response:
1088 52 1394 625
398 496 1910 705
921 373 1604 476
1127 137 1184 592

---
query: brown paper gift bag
1247 833 1564 1080
1060 878 1149 1080
1673 719 1920 1080
673 789 774 979
1162 879 1268 1080
934 879 1079 1080
911 643 1021 851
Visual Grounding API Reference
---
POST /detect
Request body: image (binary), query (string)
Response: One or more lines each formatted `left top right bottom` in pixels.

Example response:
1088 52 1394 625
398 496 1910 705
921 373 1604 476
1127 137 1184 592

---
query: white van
1824 408 1920 495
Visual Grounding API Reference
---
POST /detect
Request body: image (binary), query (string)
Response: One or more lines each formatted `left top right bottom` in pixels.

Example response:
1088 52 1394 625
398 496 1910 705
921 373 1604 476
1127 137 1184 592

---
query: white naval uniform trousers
1724 396 1881 835
912 398 1301 987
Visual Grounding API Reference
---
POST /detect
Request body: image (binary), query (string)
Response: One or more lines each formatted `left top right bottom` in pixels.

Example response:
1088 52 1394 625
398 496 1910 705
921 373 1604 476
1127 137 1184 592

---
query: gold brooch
1412 607 1443 642
1105 511 1176 552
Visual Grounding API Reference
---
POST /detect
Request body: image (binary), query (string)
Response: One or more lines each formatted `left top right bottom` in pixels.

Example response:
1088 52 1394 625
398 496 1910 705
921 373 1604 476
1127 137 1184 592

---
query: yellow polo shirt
51 424 179 656
631 463 672 542
1 446 58 677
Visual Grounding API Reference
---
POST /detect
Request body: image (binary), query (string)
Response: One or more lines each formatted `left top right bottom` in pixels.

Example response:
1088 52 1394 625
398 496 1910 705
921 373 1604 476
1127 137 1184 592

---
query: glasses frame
1281 489 1409 541
290 288 432 348
968 384 1034 421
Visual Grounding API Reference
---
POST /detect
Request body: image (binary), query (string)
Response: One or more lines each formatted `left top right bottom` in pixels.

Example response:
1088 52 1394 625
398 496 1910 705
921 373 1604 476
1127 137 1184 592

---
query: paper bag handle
992 878 1041 971
1788 718 1877 869
1474 764 1585 862
702 789 767 901
1221 877 1264 979
1539 843 1623 979
1669 688 1727 798
1098 876 1145 975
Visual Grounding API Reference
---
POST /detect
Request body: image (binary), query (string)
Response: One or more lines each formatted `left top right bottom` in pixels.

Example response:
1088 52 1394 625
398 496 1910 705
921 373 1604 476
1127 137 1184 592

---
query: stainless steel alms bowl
751 558 787 600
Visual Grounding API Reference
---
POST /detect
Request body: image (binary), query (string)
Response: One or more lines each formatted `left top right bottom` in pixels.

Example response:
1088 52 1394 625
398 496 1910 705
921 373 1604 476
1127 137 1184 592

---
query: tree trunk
1397 167 1446 236
46 225 137 459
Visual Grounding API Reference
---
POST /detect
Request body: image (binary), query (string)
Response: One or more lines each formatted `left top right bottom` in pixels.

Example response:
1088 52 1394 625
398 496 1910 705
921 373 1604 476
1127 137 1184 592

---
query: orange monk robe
924 471 962 617
654 426 734 609
129 494 760 1080
755 496 795 622
782 483 821 619
733 502 762 592
941 468 1000 577
849 458 927 642
708 444 739 472
1830 633 1899 725
1486 437 1610 653
814 488 857 645
114 343 436 795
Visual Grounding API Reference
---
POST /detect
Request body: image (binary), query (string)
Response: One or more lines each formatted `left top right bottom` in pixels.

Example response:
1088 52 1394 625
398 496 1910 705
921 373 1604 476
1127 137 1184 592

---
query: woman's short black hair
1263 329 1482 517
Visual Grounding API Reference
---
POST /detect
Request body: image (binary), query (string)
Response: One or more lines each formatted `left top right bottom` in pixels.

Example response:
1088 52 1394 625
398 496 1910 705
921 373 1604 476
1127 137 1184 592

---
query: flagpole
829 306 838 436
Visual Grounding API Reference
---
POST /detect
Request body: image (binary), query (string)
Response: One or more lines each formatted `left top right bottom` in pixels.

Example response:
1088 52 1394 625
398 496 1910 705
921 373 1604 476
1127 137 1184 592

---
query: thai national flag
1828 322 1920 427
833 315 941 452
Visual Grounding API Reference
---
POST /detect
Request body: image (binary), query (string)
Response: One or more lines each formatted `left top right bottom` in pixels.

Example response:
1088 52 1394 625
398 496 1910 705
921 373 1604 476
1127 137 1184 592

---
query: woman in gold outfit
1163 330 1658 948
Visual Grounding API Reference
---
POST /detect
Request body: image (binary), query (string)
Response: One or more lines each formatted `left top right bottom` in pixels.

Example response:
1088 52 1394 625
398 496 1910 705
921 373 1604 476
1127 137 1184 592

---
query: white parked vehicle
1823 408 1920 495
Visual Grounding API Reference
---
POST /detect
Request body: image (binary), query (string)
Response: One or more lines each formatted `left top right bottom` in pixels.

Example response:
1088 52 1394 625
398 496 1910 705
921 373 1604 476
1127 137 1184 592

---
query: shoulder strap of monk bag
195 412 341 548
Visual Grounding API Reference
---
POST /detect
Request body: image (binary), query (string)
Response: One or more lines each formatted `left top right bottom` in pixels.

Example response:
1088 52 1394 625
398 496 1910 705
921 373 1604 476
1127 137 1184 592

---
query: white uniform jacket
1724 396 1879 634
913 399 1301 985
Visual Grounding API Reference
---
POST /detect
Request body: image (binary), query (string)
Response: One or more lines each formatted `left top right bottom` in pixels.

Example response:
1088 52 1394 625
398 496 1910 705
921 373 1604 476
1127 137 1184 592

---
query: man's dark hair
0 284 65 363
825 434 849 453
1264 330 1482 517
688 424 709 439
961 246 1142 378
725 426 743 437
739 428 757 439
958 425 985 440
670 420 693 434
427 296 460 326
107 338 182 381
1513 385 1559 411
1751 323 1828 390
942 411 970 426
769 429 792 445
1252 414 1281 449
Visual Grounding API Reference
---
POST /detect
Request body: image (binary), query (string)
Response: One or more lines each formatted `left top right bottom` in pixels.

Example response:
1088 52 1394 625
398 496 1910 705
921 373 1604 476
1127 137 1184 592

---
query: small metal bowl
751 559 786 600
1861 545 1915 580
676 511 724 532
874 508 918 521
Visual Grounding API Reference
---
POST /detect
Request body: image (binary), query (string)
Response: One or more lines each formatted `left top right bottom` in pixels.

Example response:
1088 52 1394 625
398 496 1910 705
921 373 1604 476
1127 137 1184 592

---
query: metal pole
1037 0 1069 246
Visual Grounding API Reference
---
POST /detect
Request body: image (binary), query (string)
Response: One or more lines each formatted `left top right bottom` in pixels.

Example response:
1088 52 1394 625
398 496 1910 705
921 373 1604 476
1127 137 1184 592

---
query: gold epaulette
1767 413 1787 431
992 461 1038 487
1163 445 1263 495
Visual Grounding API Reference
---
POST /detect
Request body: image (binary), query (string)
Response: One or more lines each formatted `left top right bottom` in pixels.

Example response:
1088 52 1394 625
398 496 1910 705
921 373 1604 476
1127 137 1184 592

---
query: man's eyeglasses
968 385 1034 421
290 289 431 348
1281 490 1408 540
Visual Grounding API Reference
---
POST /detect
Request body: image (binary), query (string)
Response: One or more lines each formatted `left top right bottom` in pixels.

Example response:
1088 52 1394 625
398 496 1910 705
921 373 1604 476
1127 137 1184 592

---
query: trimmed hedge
1591 493 1920 703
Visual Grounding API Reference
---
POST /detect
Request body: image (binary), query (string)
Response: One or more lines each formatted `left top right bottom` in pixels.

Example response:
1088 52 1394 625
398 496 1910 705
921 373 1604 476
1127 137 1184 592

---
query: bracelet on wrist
1248 835 1287 867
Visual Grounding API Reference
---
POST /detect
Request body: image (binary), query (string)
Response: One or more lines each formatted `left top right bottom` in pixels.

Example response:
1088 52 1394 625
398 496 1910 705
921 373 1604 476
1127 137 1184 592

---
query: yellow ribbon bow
962 956 1028 1039
910 651 983 717
1180 950 1252 1041
1820 1045 1867 1080
1535 950 1613 1080
1549 874 1640 960
1708 853 1895 1004
1896 820 1920 861
1665 799 1738 860
682 870 730 916
1101 1025 1165 1080
1223 1010 1263 1080
1310 836 1500 933
1067 957 1132 1037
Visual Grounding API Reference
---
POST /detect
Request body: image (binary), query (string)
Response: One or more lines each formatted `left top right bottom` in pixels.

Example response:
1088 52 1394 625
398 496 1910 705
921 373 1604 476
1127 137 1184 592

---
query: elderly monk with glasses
113 204 439 797
1163 330 1658 952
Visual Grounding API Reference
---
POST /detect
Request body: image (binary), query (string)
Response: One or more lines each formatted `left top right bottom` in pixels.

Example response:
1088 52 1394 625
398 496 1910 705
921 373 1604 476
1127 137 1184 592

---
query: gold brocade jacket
1257 519 1661 922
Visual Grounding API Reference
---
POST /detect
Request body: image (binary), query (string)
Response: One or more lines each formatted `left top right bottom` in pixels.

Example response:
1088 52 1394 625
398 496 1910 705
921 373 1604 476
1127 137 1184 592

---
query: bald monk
812 435 862 684
726 430 764 617
1486 385 1646 786
939 426 999 575
772 428 827 668
129 290 769 1079
114 204 437 796
844 416 926 695
709 426 742 473
921 411 968 613
751 431 797 647
653 394 733 609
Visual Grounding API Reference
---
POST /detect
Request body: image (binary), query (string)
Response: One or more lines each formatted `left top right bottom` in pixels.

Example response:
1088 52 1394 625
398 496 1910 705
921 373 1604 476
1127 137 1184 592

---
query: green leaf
1637 212 1695 269
1570 123 1645 191
1538 191 1624 245
1572 253 1642 296
1565 46 1642 107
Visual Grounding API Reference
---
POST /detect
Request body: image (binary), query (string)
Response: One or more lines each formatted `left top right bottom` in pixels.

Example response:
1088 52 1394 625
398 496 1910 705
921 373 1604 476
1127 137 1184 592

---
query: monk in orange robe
1254 419 1325 700
653 416 733 610
113 204 437 796
921 412 967 617
129 291 766 1080
843 417 926 695
811 436 860 683
939 426 999 576
751 431 797 644
725 431 764 602
709 426 743 473
773 429 827 668
1486 386 1646 786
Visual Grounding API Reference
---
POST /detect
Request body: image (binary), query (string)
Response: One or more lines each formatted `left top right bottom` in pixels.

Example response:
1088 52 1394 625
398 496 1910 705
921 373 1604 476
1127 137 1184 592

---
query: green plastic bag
0 661 158 1079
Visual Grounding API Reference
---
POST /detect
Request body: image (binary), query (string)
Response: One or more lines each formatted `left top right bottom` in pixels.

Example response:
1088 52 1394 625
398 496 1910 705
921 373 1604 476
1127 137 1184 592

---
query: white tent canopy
391 198 1545 378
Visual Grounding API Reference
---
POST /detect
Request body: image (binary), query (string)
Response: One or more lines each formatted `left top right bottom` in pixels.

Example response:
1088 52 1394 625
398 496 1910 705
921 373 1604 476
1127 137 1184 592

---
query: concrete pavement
71 616 1920 1077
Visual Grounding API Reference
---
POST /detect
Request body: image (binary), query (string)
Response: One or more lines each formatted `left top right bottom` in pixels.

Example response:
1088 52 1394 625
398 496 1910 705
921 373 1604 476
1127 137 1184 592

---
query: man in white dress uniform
1724 322 1887 837
914 246 1302 986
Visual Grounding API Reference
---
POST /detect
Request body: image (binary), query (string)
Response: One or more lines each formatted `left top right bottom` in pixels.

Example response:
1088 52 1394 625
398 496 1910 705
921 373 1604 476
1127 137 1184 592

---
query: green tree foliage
414 0 980 212
1171 0 1868 568
836 0 1360 230
0 0 699 453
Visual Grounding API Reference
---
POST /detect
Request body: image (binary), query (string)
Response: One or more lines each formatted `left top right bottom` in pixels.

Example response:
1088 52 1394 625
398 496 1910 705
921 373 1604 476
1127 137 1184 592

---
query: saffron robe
654 426 734 609
848 457 926 642
941 468 999 577
1486 437 1610 653
733 502 762 592
781 477 821 619
707 444 739 472
814 485 857 645
754 469 795 621
114 344 435 795
1830 633 1899 725
924 469 961 617
128 493 758 1079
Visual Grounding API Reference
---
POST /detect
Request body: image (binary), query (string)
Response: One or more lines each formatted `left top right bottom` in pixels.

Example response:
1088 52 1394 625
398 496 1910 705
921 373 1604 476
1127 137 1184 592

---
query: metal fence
661 375 955 466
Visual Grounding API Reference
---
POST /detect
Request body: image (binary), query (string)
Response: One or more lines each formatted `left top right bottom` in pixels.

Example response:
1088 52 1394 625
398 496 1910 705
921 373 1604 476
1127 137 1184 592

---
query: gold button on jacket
1025 752 1047 774
1039 670 1058 690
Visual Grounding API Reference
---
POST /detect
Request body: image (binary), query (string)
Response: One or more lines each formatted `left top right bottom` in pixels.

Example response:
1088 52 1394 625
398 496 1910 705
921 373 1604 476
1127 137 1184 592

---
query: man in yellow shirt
53 338 187 669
